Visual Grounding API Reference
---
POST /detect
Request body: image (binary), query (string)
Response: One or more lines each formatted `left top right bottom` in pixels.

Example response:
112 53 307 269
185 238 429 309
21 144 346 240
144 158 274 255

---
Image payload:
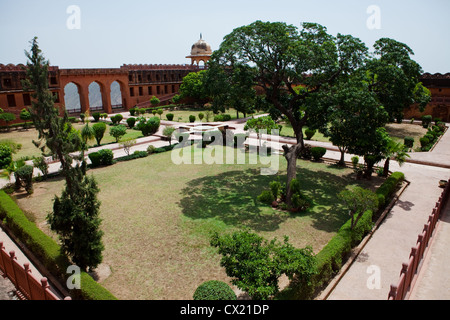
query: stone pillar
78 85 90 114
102 82 112 114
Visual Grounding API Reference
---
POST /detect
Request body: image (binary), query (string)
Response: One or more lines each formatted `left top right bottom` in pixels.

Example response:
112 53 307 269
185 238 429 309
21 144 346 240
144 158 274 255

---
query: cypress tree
22 37 104 271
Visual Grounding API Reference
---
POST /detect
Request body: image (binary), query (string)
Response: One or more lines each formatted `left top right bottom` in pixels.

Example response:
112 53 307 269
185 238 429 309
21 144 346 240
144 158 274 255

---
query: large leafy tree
22 37 104 271
211 21 368 204
365 38 431 121
205 59 256 118
178 70 209 106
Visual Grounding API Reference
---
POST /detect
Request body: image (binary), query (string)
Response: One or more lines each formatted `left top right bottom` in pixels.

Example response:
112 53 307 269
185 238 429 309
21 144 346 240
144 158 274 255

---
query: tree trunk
383 157 390 177
338 147 346 166
283 143 303 206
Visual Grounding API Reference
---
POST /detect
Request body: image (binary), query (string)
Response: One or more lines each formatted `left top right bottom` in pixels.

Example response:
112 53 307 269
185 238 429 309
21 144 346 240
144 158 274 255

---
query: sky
0 0 449 73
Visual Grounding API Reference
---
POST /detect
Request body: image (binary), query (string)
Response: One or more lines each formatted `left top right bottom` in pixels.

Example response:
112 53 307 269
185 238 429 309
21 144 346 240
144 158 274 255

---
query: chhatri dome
186 34 212 66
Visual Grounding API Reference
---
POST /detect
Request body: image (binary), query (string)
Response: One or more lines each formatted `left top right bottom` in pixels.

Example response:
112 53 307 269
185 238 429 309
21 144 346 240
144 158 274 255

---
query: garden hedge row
278 171 405 300
0 191 117 300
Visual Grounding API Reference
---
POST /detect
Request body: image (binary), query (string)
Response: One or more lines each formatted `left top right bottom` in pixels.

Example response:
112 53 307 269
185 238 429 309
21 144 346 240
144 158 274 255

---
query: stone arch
88 81 105 112
63 82 82 114
110 80 125 110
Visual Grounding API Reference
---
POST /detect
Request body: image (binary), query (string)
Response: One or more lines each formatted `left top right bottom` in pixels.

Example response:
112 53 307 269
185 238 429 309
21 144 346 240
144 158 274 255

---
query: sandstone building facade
0 36 212 121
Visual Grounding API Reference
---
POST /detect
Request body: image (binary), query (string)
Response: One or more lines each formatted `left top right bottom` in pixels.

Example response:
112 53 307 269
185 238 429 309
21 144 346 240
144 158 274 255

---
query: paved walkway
1 115 449 300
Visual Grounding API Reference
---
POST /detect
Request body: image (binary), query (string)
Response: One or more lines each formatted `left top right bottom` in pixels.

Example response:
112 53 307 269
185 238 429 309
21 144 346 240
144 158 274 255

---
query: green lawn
0 122 144 161
13 145 383 300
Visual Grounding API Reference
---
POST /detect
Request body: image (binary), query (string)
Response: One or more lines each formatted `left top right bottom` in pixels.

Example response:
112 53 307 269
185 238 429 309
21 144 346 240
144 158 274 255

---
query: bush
126 117 136 129
109 124 127 142
166 113 174 121
269 180 281 200
257 190 275 205
375 172 404 208
419 137 429 148
15 165 34 194
137 117 160 137
92 122 107 146
88 152 102 167
299 144 312 160
189 115 196 123
98 149 114 165
311 147 326 161
147 145 156 155
214 114 232 122
111 114 123 125
193 280 237 300
422 115 432 128
404 137 414 148
92 112 101 122
0 144 13 169
305 128 316 140
129 108 136 116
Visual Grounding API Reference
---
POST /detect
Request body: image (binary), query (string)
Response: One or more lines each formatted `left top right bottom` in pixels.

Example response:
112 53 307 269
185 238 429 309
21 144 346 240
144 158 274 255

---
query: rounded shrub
404 137 414 148
193 280 237 301
88 152 102 167
305 128 316 140
98 149 114 166
127 117 136 129
311 147 326 161
419 137 429 148
189 115 196 123
166 113 174 121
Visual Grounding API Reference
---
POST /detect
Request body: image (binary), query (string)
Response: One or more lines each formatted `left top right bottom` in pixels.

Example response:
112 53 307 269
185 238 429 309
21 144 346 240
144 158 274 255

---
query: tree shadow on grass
178 162 376 234
178 168 293 232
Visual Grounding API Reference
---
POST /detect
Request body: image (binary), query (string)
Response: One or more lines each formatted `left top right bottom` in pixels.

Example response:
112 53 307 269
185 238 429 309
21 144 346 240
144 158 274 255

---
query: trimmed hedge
193 280 237 300
279 172 404 300
0 191 117 300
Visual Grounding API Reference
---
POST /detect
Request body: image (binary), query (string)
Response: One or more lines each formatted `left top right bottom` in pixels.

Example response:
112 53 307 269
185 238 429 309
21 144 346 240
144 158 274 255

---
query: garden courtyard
10 144 386 300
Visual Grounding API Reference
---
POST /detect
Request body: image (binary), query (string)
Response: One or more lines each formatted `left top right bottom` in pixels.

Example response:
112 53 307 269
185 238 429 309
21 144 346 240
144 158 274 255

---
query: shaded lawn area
13 146 383 300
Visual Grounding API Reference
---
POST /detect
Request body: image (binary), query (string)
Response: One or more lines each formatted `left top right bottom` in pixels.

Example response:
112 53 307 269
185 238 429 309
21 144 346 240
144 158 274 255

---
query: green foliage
404 136 414 148
88 152 102 167
210 230 316 300
189 115 196 123
92 122 107 146
33 156 49 180
150 96 160 107
338 186 378 229
166 113 174 121
0 143 13 169
163 126 176 145
92 112 101 122
126 117 136 129
98 149 114 165
198 112 205 121
110 114 123 125
81 123 95 144
109 124 127 142
305 128 316 140
137 117 160 137
0 112 16 129
310 147 326 161
269 180 281 200
257 190 275 205
213 114 232 122
19 108 32 128
15 165 34 194
0 191 116 300
375 171 404 208
419 136 429 148
193 280 237 300
422 115 432 128
178 70 209 105
129 108 136 116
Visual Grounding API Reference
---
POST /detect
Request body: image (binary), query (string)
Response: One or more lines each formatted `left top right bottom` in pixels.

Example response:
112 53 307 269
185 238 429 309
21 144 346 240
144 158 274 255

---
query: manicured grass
13 146 383 299
0 122 144 160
